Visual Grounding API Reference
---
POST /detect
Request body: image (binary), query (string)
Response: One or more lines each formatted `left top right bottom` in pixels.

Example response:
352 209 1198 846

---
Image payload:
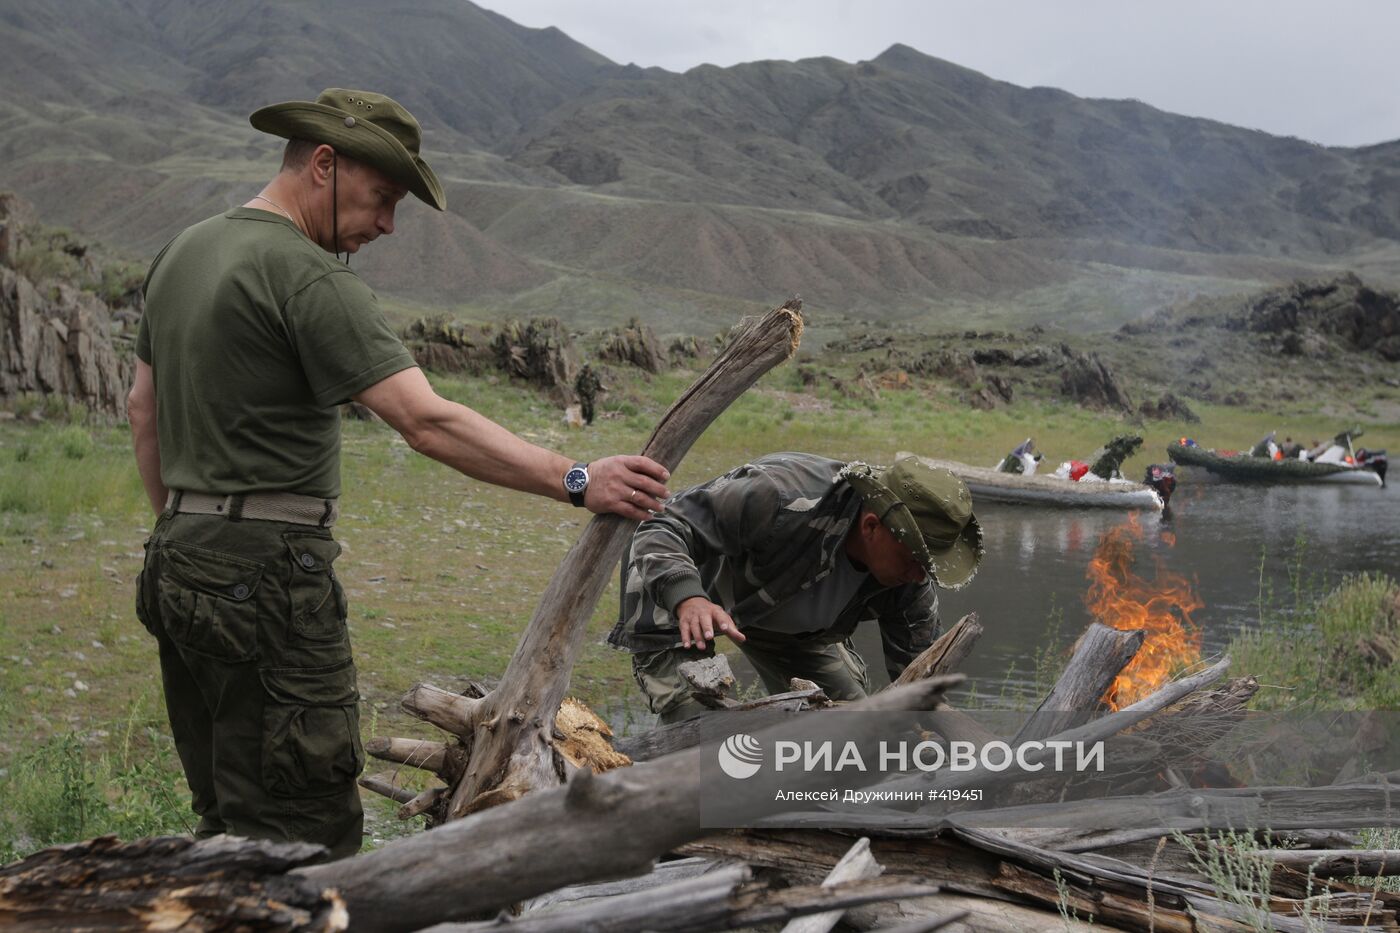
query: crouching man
608 453 983 723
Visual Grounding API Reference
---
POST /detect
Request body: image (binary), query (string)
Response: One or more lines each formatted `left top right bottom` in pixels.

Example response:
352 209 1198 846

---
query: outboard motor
1144 463 1177 507
1357 448 1388 487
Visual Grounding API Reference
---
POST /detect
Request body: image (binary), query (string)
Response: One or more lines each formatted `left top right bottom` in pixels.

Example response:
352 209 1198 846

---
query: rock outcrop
1228 273 1400 361
1058 345 1134 414
598 317 666 374
1 195 137 420
1 270 134 419
1139 392 1200 423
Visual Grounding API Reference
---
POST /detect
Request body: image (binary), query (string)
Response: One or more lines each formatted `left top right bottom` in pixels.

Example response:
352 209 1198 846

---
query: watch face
564 467 589 493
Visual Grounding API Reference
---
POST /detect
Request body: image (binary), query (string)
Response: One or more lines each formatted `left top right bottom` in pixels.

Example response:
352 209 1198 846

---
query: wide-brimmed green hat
250 88 446 211
841 456 983 590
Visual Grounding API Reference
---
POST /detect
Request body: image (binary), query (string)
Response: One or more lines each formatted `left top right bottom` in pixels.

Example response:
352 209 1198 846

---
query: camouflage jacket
608 452 939 681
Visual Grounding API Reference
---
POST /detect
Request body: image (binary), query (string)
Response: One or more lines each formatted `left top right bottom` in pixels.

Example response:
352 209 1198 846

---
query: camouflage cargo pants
632 627 870 724
135 510 364 859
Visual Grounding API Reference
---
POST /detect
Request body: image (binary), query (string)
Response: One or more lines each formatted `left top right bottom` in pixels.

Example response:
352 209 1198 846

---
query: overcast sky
482 0 1399 148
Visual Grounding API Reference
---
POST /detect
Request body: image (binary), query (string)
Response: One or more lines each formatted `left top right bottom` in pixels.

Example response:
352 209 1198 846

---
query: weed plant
0 698 190 863
1229 571 1399 710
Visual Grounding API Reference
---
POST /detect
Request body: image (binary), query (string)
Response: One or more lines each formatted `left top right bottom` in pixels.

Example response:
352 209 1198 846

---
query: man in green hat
609 452 982 723
127 89 671 859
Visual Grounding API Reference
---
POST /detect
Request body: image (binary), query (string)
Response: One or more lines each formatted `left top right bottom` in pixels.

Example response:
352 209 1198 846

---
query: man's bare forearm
128 361 167 516
410 395 573 500
132 421 167 515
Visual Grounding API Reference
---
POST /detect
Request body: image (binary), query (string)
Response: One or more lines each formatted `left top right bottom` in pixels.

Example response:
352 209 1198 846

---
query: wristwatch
563 462 590 507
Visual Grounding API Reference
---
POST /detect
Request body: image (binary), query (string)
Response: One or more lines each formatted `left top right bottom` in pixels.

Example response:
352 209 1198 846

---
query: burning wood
1084 514 1203 708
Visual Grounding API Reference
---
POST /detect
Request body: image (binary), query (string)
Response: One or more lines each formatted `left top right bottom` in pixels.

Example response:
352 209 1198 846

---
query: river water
852 478 1398 704
609 478 1395 729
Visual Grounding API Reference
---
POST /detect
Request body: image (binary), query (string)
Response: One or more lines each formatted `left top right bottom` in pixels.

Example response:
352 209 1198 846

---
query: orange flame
1085 515 1203 710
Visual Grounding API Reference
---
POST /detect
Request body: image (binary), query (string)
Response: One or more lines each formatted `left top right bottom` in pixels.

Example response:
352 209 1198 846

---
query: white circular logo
717 733 763 779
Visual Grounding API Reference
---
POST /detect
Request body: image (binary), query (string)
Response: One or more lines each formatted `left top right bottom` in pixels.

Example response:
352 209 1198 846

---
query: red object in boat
1068 460 1090 481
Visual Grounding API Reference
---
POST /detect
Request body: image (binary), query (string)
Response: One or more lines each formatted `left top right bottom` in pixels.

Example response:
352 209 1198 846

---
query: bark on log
891 614 982 687
857 912 973 933
1259 849 1400 877
845 894 1101 932
520 858 722 912
295 676 960 933
1011 622 1144 744
780 836 882 933
444 301 803 820
422 870 939 933
0 835 345 931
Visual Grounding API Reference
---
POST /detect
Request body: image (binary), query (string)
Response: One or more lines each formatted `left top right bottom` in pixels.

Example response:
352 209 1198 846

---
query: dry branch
359 773 417 806
780 836 882 933
441 301 803 820
400 683 488 737
365 737 449 775
1011 622 1143 744
892 613 983 687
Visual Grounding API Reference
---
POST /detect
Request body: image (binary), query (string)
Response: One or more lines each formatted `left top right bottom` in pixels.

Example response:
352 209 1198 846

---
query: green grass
1229 572 1400 710
0 695 190 864
1 355 1397 859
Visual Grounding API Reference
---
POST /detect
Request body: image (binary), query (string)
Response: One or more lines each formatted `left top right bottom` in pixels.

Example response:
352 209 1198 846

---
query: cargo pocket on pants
260 659 364 799
282 533 347 641
154 542 264 661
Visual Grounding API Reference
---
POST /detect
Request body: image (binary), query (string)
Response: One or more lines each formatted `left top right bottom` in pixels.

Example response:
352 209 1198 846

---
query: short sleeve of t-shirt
283 269 417 407
136 237 176 365
136 311 152 364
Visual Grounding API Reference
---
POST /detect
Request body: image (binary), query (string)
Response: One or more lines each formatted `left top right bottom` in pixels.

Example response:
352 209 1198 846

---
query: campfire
1085 514 1203 709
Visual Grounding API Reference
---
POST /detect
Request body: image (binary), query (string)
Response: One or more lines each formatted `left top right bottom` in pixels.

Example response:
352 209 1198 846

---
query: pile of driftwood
5 301 1400 932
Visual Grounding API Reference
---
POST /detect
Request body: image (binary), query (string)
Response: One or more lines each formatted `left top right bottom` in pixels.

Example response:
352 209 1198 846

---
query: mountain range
3 0 1398 334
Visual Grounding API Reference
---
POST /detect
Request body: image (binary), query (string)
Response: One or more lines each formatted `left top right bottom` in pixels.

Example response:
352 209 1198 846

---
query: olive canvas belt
165 490 339 528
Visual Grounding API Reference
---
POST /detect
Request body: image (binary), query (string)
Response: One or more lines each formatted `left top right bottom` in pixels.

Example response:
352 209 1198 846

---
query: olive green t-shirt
136 207 416 498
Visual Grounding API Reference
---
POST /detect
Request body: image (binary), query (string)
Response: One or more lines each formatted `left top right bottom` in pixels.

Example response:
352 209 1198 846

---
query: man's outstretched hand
585 455 671 522
676 596 747 650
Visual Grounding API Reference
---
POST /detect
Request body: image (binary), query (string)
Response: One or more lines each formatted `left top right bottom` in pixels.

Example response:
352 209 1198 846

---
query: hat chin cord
332 152 348 266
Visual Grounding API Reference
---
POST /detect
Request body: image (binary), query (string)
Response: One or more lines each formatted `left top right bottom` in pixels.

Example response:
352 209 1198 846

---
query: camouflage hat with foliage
841 456 983 590
250 88 446 211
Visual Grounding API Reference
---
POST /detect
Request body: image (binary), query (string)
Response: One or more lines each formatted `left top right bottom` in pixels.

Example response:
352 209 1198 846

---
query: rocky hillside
0 195 140 420
1 0 1397 329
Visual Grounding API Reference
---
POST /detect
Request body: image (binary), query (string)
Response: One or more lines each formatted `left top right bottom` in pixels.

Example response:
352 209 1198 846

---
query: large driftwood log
297 676 961 933
0 835 345 931
1011 622 1143 745
438 301 803 820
